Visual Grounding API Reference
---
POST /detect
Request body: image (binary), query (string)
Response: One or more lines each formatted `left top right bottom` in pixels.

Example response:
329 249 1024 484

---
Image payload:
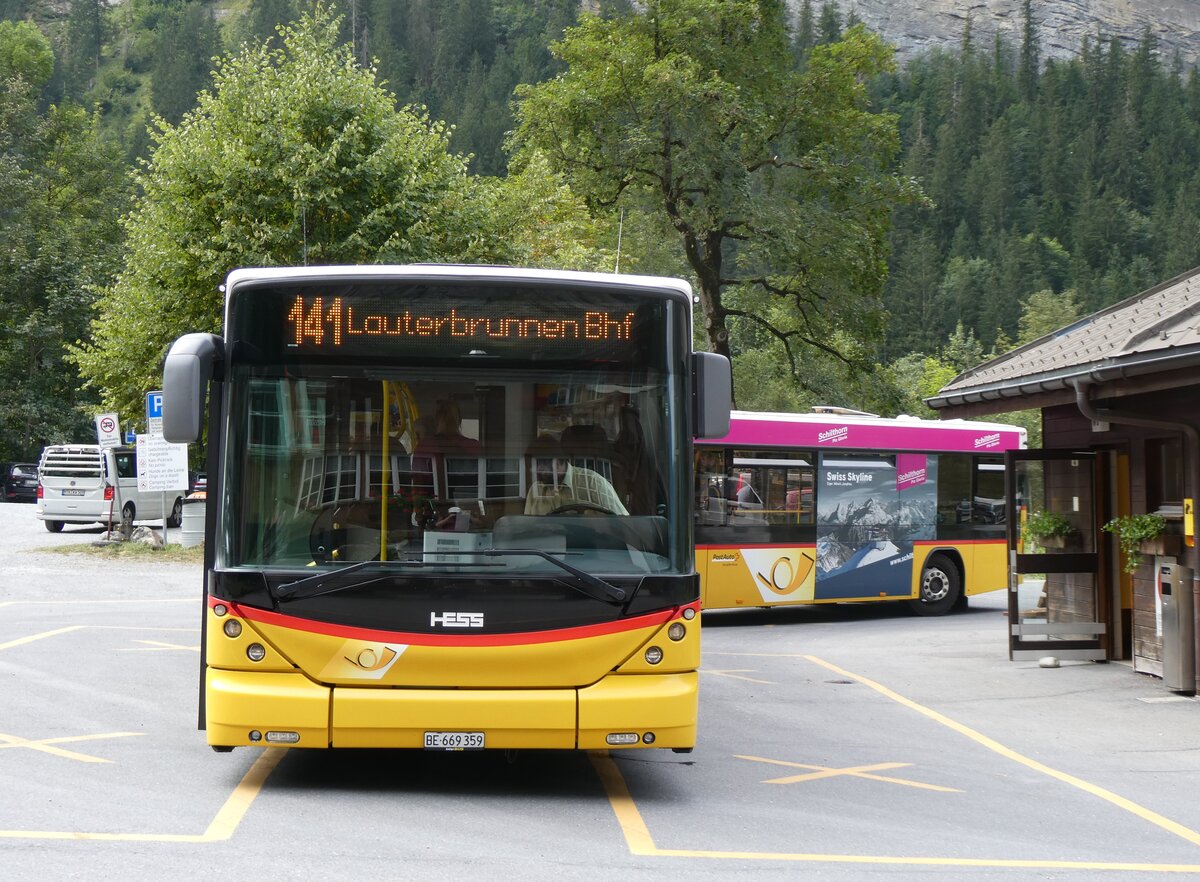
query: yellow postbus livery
696 409 1025 616
163 265 730 753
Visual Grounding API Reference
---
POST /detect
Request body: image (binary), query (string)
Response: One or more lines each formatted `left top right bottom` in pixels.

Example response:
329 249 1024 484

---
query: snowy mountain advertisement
815 453 938 599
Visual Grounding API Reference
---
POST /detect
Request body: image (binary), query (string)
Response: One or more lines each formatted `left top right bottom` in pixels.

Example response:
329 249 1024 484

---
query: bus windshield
220 280 686 577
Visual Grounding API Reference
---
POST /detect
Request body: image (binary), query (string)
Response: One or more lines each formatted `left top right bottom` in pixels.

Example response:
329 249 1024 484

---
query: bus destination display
286 295 636 349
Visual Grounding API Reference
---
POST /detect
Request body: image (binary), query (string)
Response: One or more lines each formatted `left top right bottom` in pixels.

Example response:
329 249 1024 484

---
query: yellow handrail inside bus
380 381 419 561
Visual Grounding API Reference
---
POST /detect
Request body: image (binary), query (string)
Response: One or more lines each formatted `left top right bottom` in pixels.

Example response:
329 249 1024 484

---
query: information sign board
95 412 122 448
136 434 189 492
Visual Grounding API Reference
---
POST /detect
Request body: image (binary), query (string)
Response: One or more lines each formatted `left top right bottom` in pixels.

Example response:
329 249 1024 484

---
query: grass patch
38 540 205 563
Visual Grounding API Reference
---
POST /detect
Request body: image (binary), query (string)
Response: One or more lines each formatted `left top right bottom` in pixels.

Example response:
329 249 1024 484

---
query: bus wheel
44 520 64 533
908 554 961 617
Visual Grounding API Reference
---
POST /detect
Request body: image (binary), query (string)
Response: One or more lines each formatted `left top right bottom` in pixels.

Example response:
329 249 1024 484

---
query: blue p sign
147 391 164 420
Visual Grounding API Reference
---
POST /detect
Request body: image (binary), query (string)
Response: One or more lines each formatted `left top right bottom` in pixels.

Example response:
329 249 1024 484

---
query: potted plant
1102 513 1176 574
1024 510 1073 549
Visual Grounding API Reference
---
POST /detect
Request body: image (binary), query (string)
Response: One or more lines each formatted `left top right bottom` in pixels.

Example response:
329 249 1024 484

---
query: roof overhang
925 345 1200 417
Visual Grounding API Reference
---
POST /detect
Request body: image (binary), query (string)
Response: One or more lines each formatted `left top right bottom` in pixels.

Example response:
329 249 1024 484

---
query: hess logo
430 611 484 628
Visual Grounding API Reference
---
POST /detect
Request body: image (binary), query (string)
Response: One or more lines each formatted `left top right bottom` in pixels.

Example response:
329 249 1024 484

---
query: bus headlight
645 646 663 665
667 622 686 641
223 619 242 638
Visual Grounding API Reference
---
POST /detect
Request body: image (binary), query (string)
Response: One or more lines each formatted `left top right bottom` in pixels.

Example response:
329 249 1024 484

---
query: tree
71 5 495 420
150 2 222 125
0 44 127 458
0 19 53 90
1018 287 1080 345
512 0 921 391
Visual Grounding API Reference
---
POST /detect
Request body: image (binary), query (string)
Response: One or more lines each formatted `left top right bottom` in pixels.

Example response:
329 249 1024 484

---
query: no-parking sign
95 412 122 448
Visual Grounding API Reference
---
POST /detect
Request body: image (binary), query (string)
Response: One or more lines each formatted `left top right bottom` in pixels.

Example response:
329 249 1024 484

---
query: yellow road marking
202 747 286 840
735 755 961 791
0 626 85 652
588 751 656 855
0 730 142 763
0 748 284 842
805 654 1200 850
701 668 773 684
589 655 1200 871
118 640 200 652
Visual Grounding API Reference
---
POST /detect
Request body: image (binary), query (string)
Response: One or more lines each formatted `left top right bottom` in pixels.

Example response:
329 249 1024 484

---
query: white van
36 444 186 533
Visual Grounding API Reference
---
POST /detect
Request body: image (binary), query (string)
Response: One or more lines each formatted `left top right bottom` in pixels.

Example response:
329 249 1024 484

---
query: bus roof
704 409 1027 454
222 264 693 298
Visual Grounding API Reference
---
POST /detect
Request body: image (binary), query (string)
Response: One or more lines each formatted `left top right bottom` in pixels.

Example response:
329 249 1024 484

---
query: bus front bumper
205 668 698 751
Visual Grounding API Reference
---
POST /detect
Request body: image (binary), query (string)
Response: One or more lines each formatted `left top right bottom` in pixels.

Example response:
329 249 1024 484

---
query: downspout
1072 377 1200 505
1072 377 1199 677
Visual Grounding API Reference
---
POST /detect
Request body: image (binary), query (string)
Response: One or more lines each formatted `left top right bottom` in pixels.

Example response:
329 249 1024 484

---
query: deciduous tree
512 0 921 390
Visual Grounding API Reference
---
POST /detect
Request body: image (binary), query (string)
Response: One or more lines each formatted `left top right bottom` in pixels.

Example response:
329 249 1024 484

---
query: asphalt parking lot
3 498 1200 880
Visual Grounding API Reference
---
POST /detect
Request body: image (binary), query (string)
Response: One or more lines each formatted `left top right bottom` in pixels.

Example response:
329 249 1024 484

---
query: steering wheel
547 501 616 516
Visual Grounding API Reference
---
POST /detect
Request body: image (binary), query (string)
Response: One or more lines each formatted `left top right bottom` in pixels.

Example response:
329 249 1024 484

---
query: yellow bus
695 409 1025 615
162 265 730 753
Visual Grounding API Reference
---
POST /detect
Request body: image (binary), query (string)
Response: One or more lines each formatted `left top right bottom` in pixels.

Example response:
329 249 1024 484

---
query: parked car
35 444 186 532
3 462 39 502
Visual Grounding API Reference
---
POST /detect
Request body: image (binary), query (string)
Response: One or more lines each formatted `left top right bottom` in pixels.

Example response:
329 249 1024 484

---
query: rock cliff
813 1 1200 66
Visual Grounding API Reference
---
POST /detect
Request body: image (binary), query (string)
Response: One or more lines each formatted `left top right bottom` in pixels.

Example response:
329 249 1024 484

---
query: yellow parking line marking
0 626 85 652
0 748 284 842
118 640 200 652
590 655 1200 871
588 751 656 855
702 669 773 685
735 755 961 791
202 748 286 840
0 730 143 763
805 655 1200 849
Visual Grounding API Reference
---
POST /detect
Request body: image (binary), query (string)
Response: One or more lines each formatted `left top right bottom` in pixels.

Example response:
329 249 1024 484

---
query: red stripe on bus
210 597 699 646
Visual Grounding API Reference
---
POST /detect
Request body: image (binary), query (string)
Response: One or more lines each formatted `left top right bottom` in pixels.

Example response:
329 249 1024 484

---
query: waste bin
1159 562 1195 693
180 496 206 548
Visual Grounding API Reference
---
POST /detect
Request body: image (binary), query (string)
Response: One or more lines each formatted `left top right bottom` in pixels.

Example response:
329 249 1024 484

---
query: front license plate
424 731 485 751
61 489 85 497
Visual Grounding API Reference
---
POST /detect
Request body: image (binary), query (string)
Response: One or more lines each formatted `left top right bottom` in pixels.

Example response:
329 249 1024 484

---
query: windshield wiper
480 548 626 604
273 558 495 601
271 549 626 605
274 559 387 601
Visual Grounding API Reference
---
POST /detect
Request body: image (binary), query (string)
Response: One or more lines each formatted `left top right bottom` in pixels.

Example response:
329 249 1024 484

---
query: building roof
926 265 1200 412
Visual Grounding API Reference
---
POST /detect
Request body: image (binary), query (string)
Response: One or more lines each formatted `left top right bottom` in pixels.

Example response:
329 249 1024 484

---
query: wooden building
926 267 1200 690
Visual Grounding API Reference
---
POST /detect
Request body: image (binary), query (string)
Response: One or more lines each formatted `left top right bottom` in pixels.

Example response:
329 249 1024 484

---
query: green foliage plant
70 4 492 420
1024 510 1072 542
1102 513 1167 575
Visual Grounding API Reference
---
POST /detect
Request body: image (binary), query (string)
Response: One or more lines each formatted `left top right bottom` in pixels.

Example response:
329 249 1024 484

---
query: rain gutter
925 346 1200 410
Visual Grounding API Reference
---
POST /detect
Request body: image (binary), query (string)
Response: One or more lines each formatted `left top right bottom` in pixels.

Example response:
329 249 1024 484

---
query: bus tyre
45 520 64 533
121 502 135 532
908 554 961 617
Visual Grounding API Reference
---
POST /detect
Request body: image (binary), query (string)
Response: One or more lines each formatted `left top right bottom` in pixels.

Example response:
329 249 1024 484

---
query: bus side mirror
163 333 223 443
692 351 732 440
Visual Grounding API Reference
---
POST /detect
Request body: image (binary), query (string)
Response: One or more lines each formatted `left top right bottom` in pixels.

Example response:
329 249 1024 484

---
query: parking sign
147 390 164 437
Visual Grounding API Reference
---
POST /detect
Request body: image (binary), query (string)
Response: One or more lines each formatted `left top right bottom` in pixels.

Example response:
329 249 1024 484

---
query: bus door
1005 450 1107 661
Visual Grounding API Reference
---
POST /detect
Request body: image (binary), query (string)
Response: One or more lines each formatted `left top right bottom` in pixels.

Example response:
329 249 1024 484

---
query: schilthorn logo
975 433 1001 449
818 426 849 444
